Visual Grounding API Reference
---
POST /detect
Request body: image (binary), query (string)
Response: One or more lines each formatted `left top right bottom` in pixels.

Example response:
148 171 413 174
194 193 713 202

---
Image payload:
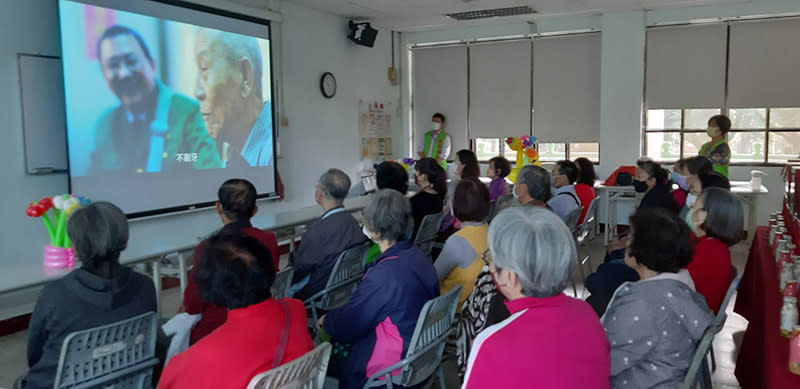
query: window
644 107 800 164
473 138 599 164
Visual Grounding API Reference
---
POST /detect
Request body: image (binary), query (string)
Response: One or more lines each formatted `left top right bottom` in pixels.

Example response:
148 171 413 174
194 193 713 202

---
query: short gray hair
319 169 351 201
364 189 413 243
67 202 129 265
489 207 575 297
206 29 264 99
517 165 551 202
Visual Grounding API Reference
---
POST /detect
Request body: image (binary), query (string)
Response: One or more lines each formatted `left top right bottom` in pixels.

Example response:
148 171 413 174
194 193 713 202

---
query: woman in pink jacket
463 207 610 388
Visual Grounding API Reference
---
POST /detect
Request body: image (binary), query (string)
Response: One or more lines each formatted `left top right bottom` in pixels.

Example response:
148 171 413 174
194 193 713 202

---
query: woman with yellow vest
699 114 732 178
418 113 452 170
435 178 490 308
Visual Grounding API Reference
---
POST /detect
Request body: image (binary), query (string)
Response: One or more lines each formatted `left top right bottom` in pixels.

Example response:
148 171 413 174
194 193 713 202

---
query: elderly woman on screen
20 202 157 389
321 189 439 389
463 207 610 389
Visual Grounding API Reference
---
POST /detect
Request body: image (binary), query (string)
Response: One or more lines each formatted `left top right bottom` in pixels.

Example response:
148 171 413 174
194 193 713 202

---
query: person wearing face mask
417 113 452 170
463 207 610 389
548 160 582 222
682 172 730 231
699 115 732 178
90 25 221 174
635 159 681 214
409 158 447 240
686 187 743 314
319 190 439 389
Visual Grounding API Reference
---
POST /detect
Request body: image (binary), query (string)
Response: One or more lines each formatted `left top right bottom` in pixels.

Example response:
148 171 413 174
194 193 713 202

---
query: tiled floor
0 239 750 389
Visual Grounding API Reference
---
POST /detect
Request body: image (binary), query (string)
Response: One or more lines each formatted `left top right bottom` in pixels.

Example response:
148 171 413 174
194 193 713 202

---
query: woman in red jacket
687 187 744 314
160 233 312 389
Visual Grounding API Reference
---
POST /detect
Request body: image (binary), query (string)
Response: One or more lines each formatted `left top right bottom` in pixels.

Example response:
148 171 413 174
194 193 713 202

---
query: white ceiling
284 0 749 31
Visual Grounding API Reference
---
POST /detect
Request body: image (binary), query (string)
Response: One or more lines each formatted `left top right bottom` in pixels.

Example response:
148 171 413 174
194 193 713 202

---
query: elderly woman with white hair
463 207 610 389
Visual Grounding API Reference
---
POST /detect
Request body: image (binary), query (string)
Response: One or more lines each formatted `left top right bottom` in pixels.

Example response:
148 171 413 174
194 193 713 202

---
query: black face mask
633 180 649 193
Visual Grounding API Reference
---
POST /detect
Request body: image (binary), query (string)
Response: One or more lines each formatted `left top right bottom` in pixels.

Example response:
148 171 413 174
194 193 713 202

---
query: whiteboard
18 54 68 175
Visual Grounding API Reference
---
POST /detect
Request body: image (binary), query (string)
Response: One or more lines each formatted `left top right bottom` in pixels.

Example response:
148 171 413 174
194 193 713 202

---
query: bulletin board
359 100 392 161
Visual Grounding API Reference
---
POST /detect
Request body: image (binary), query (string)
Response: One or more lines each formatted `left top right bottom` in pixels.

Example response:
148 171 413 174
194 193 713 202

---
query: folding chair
414 213 443 257
709 267 741 371
53 312 159 389
247 342 332 389
272 267 295 300
303 243 370 340
575 197 600 273
363 286 462 389
677 319 726 389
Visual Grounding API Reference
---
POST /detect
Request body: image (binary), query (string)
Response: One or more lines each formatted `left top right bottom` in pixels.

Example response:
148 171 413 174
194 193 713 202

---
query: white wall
0 0 399 317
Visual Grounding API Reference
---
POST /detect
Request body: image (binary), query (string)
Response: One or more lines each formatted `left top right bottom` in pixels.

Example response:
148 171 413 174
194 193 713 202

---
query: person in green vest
417 113 452 169
699 114 732 178
89 26 221 175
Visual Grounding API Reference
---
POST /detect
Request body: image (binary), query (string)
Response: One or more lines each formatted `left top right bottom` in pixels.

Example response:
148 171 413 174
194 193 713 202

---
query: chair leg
178 252 187 294
152 259 162 317
710 346 717 372
437 365 446 389
700 355 712 389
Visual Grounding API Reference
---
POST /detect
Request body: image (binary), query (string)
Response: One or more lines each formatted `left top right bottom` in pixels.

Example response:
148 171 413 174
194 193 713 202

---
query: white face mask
512 185 520 199
431 122 441 131
706 126 720 137
685 193 698 208
362 225 378 243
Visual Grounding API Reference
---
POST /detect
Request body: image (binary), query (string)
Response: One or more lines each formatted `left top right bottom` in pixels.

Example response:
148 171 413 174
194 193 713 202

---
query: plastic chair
246 342 332 389
272 267 295 300
563 206 584 233
414 213 443 257
709 267 741 371
363 286 462 389
677 319 726 389
575 197 600 273
53 312 159 389
304 243 369 339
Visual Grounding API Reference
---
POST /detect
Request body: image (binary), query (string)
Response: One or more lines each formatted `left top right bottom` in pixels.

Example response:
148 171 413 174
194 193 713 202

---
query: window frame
471 138 599 164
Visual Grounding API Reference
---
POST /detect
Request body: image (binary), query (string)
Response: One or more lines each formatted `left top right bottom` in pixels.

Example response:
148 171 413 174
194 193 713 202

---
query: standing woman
699 115 732 178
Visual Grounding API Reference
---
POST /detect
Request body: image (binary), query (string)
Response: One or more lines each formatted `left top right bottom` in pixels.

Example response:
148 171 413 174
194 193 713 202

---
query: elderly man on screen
194 28 274 168
90 25 221 174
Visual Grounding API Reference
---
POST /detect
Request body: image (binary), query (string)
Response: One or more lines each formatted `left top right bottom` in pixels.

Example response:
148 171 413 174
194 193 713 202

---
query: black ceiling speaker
348 20 378 47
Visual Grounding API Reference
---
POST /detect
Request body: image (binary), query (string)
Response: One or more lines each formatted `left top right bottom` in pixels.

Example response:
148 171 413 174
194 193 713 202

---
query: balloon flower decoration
506 135 542 183
25 194 89 268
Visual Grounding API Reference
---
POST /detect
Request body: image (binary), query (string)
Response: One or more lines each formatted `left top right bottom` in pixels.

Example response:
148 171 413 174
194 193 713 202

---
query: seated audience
321 190 439 388
603 208 712 388
290 169 367 300
456 149 480 180
671 158 690 207
160 234 313 389
182 179 279 344
410 158 447 239
512 165 552 208
686 155 714 175
548 160 582 222
574 157 597 224
375 161 409 194
635 158 680 214
21 202 157 389
683 172 730 229
463 207 610 389
687 187 743 314
436 178 490 308
487 156 511 203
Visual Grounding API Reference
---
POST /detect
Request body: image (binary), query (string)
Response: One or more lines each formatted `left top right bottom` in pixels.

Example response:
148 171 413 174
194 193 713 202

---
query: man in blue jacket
320 189 439 388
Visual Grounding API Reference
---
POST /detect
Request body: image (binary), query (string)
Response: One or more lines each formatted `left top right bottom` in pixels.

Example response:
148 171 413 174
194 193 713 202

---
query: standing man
90 25 221 174
194 28 273 168
418 113 451 169
699 114 732 178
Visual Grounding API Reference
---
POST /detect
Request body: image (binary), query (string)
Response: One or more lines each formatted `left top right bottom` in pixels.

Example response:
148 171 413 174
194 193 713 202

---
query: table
733 226 800 388
0 195 372 296
595 181 768 246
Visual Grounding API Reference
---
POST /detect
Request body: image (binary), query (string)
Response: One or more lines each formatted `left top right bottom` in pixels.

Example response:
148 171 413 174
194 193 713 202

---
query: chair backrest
711 267 740 328
319 243 369 310
575 197 600 240
247 342 332 389
563 206 584 232
414 212 443 256
272 267 295 300
392 285 462 386
678 319 726 389
54 312 159 389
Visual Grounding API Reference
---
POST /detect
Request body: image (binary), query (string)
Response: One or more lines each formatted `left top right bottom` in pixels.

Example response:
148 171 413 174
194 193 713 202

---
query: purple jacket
488 177 509 203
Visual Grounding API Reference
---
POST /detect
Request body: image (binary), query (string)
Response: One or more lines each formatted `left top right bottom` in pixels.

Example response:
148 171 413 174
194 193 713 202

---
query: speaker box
348 21 378 47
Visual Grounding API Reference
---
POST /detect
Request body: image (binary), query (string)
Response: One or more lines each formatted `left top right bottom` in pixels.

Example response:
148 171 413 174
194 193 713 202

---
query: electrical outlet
388 67 398 85
281 116 289 127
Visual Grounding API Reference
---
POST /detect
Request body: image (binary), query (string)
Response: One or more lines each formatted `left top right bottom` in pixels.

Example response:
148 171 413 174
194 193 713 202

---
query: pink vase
43 245 75 269
791 326 800 375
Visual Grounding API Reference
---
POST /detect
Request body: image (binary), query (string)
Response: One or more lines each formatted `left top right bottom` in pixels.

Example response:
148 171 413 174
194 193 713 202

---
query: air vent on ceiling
446 6 537 21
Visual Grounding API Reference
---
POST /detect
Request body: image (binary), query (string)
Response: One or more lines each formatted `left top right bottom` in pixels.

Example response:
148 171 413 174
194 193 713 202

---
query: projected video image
60 2 273 177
